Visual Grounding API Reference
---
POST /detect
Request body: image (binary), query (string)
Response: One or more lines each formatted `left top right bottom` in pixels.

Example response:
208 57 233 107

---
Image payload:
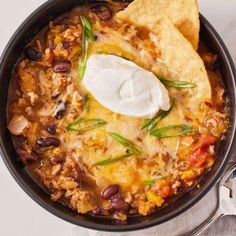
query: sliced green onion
79 38 89 79
93 153 133 166
143 179 155 186
94 133 143 166
84 94 91 113
109 132 142 155
66 118 107 132
160 78 197 88
81 17 94 42
151 125 193 138
79 16 94 80
80 16 94 40
141 100 175 132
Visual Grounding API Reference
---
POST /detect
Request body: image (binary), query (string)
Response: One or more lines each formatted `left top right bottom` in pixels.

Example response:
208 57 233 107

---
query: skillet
0 0 236 231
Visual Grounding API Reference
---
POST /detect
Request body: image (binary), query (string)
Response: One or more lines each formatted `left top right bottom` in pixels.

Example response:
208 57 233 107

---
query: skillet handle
189 208 223 236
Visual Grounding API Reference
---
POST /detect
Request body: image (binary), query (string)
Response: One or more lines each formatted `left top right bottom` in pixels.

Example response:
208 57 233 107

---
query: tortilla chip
116 0 200 50
92 20 211 122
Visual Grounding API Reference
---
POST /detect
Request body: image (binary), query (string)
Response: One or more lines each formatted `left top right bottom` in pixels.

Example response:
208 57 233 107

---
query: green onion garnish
93 152 133 166
79 16 94 80
66 118 107 132
93 133 143 166
151 125 193 138
81 16 94 41
84 94 91 113
160 78 197 88
143 179 155 186
109 132 142 155
141 100 175 132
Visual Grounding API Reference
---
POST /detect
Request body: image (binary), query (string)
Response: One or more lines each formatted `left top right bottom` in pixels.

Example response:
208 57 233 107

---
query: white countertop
0 1 236 236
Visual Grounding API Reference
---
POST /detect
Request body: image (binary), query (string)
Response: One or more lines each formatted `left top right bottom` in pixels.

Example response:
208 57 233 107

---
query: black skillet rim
0 0 236 232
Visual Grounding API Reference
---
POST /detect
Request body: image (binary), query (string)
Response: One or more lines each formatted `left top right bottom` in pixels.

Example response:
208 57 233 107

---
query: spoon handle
189 209 223 236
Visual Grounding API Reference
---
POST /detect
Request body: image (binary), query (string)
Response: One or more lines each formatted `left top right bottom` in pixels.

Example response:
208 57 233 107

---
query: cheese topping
83 54 170 118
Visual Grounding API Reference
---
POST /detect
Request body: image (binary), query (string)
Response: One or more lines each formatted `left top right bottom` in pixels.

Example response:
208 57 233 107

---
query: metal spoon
190 163 236 236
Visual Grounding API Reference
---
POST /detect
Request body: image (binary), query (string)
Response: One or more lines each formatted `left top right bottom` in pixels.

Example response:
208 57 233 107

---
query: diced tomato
189 149 208 168
198 135 217 152
155 179 171 198
189 135 216 168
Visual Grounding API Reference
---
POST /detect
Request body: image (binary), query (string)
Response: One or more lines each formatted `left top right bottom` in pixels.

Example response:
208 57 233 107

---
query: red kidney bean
47 124 56 135
111 198 130 212
62 41 70 49
24 46 42 61
36 137 61 147
102 184 119 199
53 59 71 73
16 148 37 164
90 5 112 21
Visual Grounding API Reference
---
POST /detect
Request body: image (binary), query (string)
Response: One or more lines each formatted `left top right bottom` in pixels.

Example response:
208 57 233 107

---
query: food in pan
7 0 229 221
116 0 200 50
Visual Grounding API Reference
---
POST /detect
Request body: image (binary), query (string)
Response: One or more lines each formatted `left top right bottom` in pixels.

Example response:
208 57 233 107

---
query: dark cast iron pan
0 0 236 232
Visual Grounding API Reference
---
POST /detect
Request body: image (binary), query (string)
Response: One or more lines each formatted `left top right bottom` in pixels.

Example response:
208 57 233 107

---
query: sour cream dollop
83 54 170 118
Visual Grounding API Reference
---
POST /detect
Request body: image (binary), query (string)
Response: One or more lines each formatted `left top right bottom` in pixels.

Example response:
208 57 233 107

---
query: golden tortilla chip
92 20 211 122
116 0 200 50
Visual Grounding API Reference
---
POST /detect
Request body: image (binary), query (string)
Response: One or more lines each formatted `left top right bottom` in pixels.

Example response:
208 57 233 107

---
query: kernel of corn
146 191 164 207
54 35 62 45
181 169 196 181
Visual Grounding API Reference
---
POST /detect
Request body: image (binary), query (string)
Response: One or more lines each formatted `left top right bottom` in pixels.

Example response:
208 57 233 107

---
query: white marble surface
0 1 235 236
